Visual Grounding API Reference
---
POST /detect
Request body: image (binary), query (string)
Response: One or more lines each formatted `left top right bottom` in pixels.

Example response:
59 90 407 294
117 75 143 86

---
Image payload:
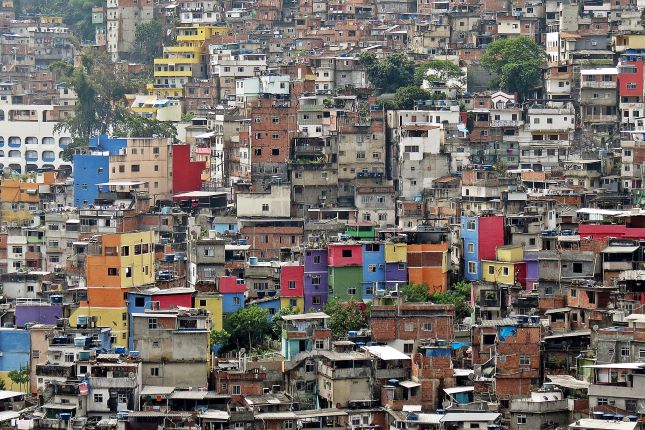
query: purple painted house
15 303 62 327
304 249 329 311
524 250 539 290
385 262 408 291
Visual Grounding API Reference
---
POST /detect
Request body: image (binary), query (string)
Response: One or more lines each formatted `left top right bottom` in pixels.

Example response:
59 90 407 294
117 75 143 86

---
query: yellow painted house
281 296 304 313
195 294 224 331
384 243 407 262
148 25 228 98
481 245 525 286
69 306 129 347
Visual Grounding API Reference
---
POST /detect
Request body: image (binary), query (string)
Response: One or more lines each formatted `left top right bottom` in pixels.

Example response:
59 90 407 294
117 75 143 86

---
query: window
403 343 414 354
65 353 75 362
466 220 476 230
312 296 321 305
288 281 296 289
571 289 577 298
285 421 294 430
626 399 637 413
315 340 325 349
502 267 509 276
32 350 40 359
150 367 160 376
262 204 269 211
94 394 103 403
356 151 366 159
108 268 118 276
232 385 241 395
597 398 608 406
639 348 645 359
348 287 357 295
272 148 279 156
621 346 630 357
311 275 321 285
573 262 582 273
118 393 128 404
131 165 140 173
423 323 432 331
233 297 241 305
313 255 321 264
519 356 531 367
468 261 477 274
517 415 526 425
467 243 474 253
368 264 377 272
398 262 405 270
148 318 158 329
272 133 279 140
404 323 414 332
488 266 495 275
121 246 130 256
342 249 352 258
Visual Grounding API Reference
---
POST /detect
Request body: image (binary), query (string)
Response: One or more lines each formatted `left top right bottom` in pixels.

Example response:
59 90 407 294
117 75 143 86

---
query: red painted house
172 144 206 194
153 288 194 309
280 264 304 297
327 244 363 267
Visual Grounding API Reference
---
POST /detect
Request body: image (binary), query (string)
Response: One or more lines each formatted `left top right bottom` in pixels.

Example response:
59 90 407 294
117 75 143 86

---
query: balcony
490 120 524 127
581 80 616 89
583 114 617 122
89 377 138 389
294 144 325 155
375 367 409 379
26 251 42 261
318 363 371 379
620 102 644 109
510 398 568 413
603 261 634 271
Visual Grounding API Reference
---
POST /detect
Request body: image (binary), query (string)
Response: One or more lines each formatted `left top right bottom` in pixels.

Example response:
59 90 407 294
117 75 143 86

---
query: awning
96 181 145 187
545 307 571 315
602 245 639 253
444 386 474 395
399 380 421 388
362 345 410 361
42 403 77 410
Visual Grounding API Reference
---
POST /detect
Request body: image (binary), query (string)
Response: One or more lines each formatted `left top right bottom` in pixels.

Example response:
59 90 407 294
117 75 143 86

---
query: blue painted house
73 135 127 206
251 297 281 320
219 276 245 314
0 328 30 387
460 215 505 282
362 243 385 301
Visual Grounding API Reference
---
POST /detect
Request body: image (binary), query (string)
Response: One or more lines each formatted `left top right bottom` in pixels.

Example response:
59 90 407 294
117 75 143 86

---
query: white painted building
0 103 72 174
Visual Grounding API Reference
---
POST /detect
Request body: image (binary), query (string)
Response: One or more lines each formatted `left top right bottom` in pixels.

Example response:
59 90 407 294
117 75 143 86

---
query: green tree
113 114 178 140
16 0 103 42
414 59 466 88
401 283 430 302
429 281 472 320
135 21 164 64
8 367 29 392
480 37 546 99
224 306 272 351
360 51 416 94
390 86 435 110
51 49 149 160
324 298 366 337
271 306 297 337
210 329 230 346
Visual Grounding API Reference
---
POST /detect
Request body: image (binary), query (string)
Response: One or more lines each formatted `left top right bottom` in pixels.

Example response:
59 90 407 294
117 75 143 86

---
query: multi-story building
106 0 154 61
131 308 211 388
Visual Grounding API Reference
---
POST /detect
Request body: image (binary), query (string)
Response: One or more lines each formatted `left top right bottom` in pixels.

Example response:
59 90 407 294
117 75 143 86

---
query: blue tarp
498 325 517 341
451 342 471 350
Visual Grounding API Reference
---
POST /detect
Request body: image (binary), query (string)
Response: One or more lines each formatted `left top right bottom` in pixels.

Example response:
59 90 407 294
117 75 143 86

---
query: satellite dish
239 348 246 354
128 372 136 380
592 325 599 332
468 373 476 381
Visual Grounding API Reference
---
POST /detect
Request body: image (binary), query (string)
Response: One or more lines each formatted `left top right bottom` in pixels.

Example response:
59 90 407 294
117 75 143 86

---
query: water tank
50 295 63 304
249 256 258 265
164 253 175 262
59 413 71 421
114 346 127 355
129 350 140 357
